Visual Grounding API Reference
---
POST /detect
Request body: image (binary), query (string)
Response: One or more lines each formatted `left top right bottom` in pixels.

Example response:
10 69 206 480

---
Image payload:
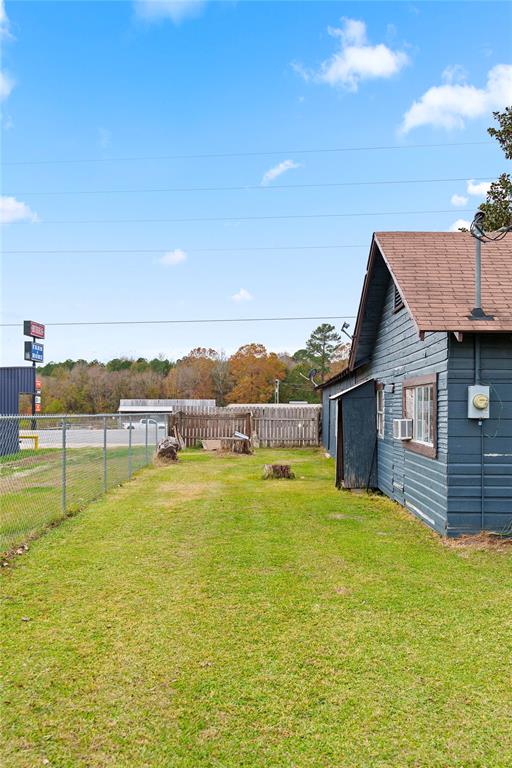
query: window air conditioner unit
393 418 413 440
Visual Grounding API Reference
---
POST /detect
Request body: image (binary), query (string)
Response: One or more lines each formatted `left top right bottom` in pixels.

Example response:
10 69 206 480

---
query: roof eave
373 234 422 338
347 235 378 371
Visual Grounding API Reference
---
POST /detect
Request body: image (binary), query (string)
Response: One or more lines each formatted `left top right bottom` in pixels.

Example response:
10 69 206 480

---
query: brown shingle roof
375 232 512 332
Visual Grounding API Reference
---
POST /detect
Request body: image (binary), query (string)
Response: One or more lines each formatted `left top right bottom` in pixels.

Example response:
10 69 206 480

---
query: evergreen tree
280 363 320 403
305 324 342 382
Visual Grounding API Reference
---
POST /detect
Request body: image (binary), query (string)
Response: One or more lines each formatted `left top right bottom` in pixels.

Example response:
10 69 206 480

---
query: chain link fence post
145 418 149 465
103 416 108 492
128 416 132 480
62 417 67 514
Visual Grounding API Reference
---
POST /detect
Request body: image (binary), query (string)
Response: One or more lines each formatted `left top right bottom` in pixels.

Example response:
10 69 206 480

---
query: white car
123 418 166 430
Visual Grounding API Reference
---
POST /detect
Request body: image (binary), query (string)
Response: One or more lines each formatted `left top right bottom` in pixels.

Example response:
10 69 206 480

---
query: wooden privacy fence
168 405 321 448
228 405 321 447
168 410 252 448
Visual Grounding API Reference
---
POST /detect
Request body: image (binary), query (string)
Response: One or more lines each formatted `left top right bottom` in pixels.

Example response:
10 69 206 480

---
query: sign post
35 378 42 413
23 321 45 427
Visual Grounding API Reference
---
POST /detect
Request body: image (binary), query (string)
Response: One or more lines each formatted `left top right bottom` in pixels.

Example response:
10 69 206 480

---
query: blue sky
1 0 511 365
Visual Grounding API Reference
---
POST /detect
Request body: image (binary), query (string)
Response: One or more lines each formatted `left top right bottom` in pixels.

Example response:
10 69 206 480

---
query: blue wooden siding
320 385 336 455
321 367 368 456
324 275 449 533
446 334 512 535
369 277 449 534
322 252 510 537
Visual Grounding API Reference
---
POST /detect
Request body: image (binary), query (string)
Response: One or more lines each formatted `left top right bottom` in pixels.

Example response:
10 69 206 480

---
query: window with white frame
376 386 384 438
403 375 437 457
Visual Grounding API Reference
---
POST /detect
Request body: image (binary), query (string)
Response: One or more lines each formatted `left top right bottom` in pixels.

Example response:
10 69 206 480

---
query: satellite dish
307 368 318 381
340 322 353 340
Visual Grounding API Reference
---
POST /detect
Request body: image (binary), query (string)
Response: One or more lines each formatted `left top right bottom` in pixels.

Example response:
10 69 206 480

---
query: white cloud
401 64 512 133
451 193 468 207
0 196 38 225
295 17 409 92
134 0 206 24
159 248 187 266
449 218 471 232
0 0 12 38
441 64 467 85
261 159 301 186
231 288 253 303
0 70 13 101
0 2 14 100
467 179 491 197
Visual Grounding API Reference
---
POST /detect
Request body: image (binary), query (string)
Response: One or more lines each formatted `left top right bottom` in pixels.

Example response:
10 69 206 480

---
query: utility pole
274 378 280 404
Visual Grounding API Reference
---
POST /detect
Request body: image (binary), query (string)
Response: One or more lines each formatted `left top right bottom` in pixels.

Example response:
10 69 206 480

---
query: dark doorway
335 380 377 490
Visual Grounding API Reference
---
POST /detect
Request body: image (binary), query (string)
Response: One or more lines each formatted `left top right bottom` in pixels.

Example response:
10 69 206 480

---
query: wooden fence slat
169 405 321 448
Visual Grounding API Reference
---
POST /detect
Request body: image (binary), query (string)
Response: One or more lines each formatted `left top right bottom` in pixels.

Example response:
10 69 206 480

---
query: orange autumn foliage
227 344 286 403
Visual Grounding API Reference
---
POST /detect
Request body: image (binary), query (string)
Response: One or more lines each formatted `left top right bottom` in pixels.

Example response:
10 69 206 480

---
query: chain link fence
0 413 167 555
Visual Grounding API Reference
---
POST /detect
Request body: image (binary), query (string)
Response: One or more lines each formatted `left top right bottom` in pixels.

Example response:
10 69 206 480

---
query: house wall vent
393 284 404 312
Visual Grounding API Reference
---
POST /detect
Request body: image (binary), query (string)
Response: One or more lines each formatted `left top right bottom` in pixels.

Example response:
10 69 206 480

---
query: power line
2 141 491 166
5 176 494 197
33 208 473 225
3 243 368 255
1 315 357 329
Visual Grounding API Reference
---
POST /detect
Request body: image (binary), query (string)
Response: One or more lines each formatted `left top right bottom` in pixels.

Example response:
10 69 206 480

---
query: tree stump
263 464 295 479
156 437 180 463
223 438 253 455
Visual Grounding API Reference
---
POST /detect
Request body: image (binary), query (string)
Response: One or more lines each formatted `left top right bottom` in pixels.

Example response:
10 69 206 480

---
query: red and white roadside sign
23 320 45 339
35 378 42 391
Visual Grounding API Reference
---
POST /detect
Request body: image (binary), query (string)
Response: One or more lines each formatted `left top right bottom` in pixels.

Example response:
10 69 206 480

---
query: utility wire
2 141 491 166
3 243 368 255
0 315 357 329
32 208 473 225
5 176 494 196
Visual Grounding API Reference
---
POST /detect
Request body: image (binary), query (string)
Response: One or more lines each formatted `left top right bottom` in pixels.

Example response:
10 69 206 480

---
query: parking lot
20 425 164 449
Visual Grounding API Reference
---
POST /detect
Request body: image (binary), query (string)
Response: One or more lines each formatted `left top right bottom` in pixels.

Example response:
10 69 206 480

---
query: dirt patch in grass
157 481 220 502
0 475 60 494
153 456 180 468
197 726 219 743
444 532 512 552
0 451 56 470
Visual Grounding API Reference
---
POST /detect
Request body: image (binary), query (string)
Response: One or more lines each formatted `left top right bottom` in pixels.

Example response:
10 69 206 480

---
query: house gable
350 237 417 370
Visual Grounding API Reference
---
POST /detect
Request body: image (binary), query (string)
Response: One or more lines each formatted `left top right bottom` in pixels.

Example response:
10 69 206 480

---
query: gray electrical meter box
468 385 490 419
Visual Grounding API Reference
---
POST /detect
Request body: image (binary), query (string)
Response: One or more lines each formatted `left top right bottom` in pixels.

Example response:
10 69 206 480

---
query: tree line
37 324 350 413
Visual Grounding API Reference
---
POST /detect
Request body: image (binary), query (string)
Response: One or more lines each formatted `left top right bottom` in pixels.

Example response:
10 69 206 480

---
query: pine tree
305 324 342 382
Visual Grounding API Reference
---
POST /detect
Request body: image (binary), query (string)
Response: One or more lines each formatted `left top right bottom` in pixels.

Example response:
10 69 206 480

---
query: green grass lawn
0 445 149 553
2 449 511 767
